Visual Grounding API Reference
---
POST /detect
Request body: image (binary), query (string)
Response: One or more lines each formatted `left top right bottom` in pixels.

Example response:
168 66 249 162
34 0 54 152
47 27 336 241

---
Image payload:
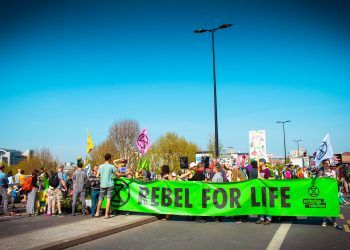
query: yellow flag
86 130 94 154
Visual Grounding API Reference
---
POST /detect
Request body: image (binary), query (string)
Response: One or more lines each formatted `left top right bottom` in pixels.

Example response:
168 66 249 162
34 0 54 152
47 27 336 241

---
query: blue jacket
0 171 9 187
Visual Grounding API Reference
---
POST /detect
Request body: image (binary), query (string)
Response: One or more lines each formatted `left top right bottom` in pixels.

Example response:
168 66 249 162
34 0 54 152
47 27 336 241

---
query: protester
311 166 318 178
225 164 232 182
232 163 248 182
19 170 26 187
248 160 258 179
7 170 14 187
160 165 173 180
273 167 279 179
297 167 304 178
126 171 134 179
0 165 9 215
72 162 87 216
256 158 272 225
303 167 310 178
10 185 20 212
14 169 21 186
211 165 224 222
212 165 223 183
232 162 249 223
171 172 177 180
47 166 66 216
25 170 38 216
95 153 117 219
159 165 173 220
189 162 206 223
189 162 205 182
319 159 343 230
89 165 100 218
285 167 292 179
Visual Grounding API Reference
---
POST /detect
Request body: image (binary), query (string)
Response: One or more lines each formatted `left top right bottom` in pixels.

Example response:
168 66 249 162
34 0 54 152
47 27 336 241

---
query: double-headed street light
194 24 233 158
276 120 291 166
294 139 304 167
293 139 303 157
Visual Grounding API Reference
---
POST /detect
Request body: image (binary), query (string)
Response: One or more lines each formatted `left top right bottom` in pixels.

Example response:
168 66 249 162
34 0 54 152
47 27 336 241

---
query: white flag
84 163 91 177
315 134 334 167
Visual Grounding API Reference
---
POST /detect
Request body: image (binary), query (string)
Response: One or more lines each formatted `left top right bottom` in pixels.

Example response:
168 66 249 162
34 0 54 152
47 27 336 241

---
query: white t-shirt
323 169 336 178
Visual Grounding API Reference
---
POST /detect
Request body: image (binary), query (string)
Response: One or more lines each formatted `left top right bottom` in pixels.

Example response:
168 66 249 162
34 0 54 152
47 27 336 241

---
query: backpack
285 171 292 179
22 176 33 192
49 172 60 188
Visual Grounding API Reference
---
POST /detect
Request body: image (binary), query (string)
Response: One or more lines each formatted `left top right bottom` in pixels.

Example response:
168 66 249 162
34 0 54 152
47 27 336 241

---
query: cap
189 162 197 168
259 158 266 163
171 172 177 177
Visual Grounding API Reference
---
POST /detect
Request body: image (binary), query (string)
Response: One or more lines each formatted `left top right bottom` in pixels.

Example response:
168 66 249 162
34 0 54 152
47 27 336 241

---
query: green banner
107 178 339 217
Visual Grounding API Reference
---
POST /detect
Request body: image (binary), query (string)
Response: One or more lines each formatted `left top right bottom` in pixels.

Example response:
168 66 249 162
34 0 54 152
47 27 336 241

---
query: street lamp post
276 120 291 166
194 24 233 158
293 139 302 157
294 139 303 167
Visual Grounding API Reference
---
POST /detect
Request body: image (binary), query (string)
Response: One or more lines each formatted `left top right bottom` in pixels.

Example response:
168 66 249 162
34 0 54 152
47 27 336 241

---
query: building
268 155 285 166
342 152 350 164
0 148 33 166
63 162 77 173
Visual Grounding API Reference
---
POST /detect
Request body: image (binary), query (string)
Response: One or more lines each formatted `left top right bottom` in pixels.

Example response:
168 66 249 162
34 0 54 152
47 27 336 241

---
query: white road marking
266 223 292 250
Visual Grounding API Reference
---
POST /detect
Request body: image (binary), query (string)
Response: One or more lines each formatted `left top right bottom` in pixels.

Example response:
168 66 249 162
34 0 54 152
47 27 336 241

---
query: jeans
259 215 271 221
72 190 86 215
0 186 8 213
90 189 100 217
323 217 336 224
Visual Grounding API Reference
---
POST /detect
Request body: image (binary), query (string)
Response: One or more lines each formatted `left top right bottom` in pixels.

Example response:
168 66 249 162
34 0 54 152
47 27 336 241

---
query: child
10 185 21 214
37 189 47 214
46 186 55 216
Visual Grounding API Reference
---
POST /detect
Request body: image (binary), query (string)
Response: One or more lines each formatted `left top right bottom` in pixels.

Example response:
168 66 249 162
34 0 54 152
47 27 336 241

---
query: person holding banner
319 159 343 230
160 165 173 220
247 160 258 179
256 158 272 225
212 165 224 223
232 163 248 223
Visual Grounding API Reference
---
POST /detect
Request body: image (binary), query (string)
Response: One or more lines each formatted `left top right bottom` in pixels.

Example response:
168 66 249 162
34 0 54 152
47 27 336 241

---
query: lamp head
194 29 208 33
218 23 233 29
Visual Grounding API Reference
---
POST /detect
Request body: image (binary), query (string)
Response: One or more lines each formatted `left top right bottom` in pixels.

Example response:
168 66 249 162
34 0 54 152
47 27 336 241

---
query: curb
29 216 158 250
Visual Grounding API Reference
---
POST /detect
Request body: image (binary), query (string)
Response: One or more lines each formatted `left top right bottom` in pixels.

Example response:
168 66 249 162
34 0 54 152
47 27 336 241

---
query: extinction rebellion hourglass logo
111 179 131 208
316 142 327 161
303 185 325 208
308 186 320 197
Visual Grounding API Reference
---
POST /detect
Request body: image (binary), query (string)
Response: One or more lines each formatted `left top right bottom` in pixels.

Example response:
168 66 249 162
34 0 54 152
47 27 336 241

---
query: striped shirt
89 173 100 189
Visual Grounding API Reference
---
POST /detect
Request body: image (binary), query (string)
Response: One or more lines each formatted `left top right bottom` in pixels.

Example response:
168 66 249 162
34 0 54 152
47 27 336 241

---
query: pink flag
136 128 151 155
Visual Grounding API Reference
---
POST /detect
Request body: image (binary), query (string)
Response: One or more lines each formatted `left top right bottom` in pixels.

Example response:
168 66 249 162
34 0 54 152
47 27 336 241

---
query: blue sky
1 0 349 162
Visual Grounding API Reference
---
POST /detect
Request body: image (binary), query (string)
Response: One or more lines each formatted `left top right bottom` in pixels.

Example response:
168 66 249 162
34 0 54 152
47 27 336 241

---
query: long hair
160 165 170 176
251 160 258 169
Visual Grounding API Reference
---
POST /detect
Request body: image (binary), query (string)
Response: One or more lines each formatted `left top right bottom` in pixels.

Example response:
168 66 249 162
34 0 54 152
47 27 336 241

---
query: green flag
138 158 150 172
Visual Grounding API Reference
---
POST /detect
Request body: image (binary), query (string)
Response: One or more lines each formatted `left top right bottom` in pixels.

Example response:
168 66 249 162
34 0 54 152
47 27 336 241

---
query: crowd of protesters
0 154 349 230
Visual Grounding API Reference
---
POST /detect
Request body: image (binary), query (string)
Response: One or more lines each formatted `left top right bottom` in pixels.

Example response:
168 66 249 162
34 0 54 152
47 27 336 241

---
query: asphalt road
70 207 350 250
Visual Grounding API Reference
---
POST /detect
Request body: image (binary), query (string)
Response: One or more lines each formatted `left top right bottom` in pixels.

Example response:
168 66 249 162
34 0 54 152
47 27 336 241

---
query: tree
108 119 141 170
207 134 223 156
88 138 119 166
10 148 57 174
148 132 199 173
